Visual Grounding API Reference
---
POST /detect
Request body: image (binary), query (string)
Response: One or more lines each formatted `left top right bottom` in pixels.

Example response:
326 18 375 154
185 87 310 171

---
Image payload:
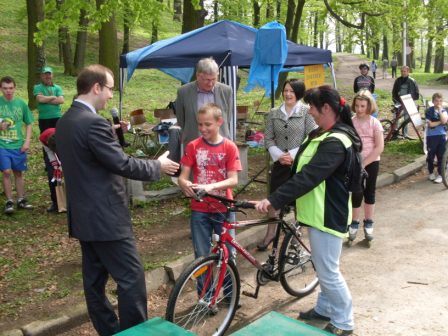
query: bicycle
440 141 448 188
380 95 426 142
165 190 318 336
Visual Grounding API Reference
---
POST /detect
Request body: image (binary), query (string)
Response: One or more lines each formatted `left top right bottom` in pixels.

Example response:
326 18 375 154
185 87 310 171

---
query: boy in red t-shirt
179 103 242 259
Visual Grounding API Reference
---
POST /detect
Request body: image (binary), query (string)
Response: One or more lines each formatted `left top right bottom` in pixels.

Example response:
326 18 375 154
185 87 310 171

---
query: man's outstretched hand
157 151 180 176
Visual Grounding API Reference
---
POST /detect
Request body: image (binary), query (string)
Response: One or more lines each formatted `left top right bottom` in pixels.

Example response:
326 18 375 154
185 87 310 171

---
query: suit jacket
176 81 233 145
56 101 161 241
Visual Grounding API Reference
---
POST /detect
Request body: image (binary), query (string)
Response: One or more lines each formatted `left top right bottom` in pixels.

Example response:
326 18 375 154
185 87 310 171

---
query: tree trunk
56 0 75 75
276 0 281 20
313 12 318 47
284 0 295 39
73 8 88 75
266 0 273 19
26 0 45 110
382 34 388 60
291 0 305 43
373 42 380 60
59 27 75 75
407 39 415 69
173 0 182 21
122 10 131 54
182 0 205 33
96 0 119 85
213 0 218 22
434 38 444 73
335 21 341 52
424 37 433 73
151 0 163 44
253 0 261 28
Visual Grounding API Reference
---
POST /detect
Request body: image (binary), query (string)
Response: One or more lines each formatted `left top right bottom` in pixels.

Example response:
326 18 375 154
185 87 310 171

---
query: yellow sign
304 64 325 89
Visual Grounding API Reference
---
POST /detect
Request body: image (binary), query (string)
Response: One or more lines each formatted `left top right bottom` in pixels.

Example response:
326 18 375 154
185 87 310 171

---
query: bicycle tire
279 231 319 297
380 119 393 138
441 145 448 188
165 254 240 336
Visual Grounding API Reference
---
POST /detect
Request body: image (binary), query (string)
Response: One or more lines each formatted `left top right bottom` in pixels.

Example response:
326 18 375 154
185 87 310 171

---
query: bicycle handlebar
194 189 256 209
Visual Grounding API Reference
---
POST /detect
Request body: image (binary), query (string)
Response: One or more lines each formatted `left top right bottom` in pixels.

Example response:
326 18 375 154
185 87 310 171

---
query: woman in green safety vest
254 86 361 335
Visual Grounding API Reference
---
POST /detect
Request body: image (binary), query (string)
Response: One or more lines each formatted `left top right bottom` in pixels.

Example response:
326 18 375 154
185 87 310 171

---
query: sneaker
348 221 359 241
363 219 374 241
323 323 353 335
298 308 330 321
17 198 33 210
428 173 436 181
46 203 58 213
4 200 14 214
434 176 442 184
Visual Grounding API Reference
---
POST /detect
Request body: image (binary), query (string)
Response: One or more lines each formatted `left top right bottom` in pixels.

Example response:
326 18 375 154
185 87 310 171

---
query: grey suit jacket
176 81 233 145
56 101 161 241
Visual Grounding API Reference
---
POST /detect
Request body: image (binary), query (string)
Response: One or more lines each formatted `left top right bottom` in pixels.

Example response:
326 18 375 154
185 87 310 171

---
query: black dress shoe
46 204 58 213
298 308 330 321
323 323 353 335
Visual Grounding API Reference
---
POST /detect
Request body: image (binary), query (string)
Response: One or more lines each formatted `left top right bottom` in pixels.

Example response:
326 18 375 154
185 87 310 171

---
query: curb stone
0 155 427 336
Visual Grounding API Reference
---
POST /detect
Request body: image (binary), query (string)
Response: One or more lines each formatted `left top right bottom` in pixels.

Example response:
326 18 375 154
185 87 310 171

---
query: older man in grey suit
56 64 179 336
176 57 233 146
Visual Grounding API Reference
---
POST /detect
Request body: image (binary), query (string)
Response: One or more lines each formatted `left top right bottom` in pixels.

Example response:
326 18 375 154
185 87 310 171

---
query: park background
0 0 447 333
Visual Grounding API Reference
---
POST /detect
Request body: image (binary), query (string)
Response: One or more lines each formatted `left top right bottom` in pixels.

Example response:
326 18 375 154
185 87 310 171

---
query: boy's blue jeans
190 210 236 259
190 210 236 299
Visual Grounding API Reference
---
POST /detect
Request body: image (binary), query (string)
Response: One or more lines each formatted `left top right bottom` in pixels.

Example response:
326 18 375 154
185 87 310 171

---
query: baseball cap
41 66 53 74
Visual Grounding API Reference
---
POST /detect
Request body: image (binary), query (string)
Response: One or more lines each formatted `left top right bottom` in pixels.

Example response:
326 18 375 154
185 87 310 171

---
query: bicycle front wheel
380 119 393 140
279 232 319 297
165 254 240 336
441 146 448 188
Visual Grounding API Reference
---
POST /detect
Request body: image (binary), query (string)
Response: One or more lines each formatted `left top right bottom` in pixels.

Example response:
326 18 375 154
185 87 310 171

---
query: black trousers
80 237 147 336
352 160 380 207
39 118 60 206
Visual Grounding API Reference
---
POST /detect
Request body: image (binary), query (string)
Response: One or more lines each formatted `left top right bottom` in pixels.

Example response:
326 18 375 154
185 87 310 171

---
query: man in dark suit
56 64 179 335
176 57 233 146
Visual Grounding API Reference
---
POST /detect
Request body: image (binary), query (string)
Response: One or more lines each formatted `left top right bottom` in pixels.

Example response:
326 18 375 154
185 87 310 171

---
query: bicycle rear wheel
441 145 448 188
380 119 393 140
165 254 240 336
279 232 319 297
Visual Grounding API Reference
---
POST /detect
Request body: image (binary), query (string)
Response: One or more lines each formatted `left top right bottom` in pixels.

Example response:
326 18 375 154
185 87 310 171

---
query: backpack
344 146 368 194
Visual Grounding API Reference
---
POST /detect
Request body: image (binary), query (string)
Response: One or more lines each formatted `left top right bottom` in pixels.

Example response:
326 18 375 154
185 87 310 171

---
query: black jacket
392 76 419 103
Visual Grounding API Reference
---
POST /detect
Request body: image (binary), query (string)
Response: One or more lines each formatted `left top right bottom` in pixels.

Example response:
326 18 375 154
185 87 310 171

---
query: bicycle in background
380 95 427 142
165 190 318 336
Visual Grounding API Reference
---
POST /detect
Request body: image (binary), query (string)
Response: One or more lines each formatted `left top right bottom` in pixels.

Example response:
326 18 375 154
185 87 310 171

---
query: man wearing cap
34 66 64 132
34 66 64 212
353 63 375 93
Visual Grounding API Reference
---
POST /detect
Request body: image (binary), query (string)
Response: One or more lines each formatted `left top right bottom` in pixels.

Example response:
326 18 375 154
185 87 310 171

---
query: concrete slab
393 155 426 181
145 267 170 292
376 173 395 188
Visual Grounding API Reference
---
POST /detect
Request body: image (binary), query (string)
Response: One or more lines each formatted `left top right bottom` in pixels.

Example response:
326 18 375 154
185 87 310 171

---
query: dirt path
335 54 448 99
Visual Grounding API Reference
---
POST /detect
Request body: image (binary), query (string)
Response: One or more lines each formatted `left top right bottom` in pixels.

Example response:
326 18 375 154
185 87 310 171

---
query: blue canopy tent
119 20 334 139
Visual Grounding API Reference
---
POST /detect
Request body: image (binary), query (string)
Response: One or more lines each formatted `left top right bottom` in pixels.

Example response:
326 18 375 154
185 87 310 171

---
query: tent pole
270 65 275 108
330 63 337 89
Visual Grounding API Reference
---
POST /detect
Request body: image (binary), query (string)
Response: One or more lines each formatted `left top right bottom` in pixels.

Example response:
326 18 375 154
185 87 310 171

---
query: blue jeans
308 227 354 330
190 211 236 298
190 210 236 259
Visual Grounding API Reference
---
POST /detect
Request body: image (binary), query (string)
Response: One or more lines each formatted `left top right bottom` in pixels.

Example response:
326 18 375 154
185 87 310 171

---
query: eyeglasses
103 84 114 92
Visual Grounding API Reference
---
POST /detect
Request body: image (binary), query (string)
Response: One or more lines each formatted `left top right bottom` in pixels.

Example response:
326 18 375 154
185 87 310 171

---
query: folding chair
129 109 154 151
